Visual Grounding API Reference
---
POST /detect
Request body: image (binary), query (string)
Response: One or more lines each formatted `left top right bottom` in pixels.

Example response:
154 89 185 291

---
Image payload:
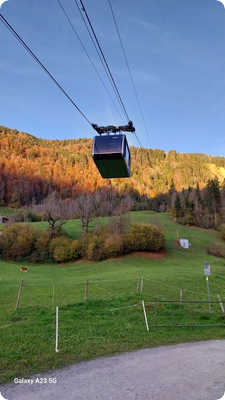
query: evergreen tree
174 193 182 218
206 177 222 227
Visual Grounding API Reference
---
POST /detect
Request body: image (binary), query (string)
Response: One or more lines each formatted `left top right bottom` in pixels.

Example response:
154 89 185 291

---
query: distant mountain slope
0 125 225 206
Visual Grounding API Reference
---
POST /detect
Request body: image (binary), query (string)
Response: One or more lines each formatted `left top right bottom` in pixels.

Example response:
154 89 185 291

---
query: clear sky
0 0 224 155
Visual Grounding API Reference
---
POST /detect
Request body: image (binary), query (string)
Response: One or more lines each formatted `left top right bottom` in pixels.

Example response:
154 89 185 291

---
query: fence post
84 279 89 301
142 300 149 331
154 300 156 327
206 276 212 314
180 289 183 307
137 276 140 294
140 277 144 294
52 284 55 306
15 279 24 311
217 294 225 314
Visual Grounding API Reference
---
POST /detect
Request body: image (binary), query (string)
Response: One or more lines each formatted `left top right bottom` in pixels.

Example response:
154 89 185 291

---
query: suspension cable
73 0 127 122
0 13 93 127
108 0 151 148
77 0 130 122
57 0 125 123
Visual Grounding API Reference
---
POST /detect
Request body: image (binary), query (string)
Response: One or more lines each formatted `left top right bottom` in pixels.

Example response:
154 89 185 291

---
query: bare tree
34 192 70 239
111 196 134 234
72 192 101 233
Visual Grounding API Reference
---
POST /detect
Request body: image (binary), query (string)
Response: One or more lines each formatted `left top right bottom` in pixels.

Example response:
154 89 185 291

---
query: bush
50 237 81 262
78 233 92 259
31 233 52 263
86 235 105 261
122 223 165 252
104 234 124 258
70 240 81 260
0 223 36 260
10 209 41 223
221 225 225 241
206 244 225 258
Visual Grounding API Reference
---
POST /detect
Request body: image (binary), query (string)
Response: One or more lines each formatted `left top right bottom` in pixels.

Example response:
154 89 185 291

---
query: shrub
122 232 135 254
221 225 225 241
27 211 40 222
123 223 164 252
31 232 52 263
10 209 41 223
86 235 105 261
50 237 81 262
0 223 36 260
104 234 124 258
70 240 81 260
206 244 225 258
78 233 92 259
50 237 72 262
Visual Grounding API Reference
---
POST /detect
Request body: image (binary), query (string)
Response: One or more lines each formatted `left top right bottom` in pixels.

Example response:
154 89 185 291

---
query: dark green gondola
92 121 135 179
92 134 130 178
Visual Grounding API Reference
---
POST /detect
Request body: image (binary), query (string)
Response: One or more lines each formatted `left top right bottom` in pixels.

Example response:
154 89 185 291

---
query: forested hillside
0 125 225 207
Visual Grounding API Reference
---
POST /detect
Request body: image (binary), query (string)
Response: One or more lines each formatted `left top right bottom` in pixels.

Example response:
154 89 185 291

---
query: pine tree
206 177 222 227
174 193 182 218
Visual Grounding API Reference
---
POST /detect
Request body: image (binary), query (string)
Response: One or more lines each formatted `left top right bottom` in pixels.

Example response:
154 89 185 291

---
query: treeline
1 126 225 209
151 177 225 229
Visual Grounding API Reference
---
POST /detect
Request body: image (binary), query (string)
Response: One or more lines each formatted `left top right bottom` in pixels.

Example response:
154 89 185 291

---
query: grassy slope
0 212 225 383
0 207 16 217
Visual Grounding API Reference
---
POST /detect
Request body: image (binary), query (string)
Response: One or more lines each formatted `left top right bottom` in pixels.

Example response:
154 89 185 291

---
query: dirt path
1 340 225 400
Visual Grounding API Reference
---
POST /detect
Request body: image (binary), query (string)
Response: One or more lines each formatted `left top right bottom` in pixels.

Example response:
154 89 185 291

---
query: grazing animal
20 267 28 272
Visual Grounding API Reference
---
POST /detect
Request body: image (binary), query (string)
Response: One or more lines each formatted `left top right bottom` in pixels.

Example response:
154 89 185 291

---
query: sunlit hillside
0 125 225 207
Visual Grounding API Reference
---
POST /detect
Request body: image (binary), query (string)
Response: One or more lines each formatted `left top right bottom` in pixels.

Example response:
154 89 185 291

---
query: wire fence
153 300 225 328
1 280 225 367
0 273 224 337
0 273 224 314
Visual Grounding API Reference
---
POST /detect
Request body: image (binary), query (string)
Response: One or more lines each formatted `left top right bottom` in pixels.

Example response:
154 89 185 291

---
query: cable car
91 121 135 179
92 134 130 178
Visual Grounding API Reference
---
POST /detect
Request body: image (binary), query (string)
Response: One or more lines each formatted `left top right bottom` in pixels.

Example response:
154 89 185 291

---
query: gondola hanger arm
92 121 135 135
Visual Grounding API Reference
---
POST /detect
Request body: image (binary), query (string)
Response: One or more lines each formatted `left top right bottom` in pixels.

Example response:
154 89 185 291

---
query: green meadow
0 207 16 217
0 212 225 383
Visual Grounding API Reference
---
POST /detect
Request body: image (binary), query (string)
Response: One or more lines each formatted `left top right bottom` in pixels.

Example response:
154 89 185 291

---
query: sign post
204 262 211 314
55 306 59 353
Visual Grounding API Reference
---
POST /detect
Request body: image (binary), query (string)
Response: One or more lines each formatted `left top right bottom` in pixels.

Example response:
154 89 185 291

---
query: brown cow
20 267 28 272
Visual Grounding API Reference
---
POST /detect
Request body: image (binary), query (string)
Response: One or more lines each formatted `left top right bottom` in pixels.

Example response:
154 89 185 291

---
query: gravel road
1 340 225 400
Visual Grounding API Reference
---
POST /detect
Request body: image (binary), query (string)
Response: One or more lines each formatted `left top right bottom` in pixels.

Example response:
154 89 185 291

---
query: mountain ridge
0 125 225 207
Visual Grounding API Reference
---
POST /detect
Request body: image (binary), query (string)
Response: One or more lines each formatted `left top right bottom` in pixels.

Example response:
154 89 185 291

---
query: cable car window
125 142 130 168
94 135 123 153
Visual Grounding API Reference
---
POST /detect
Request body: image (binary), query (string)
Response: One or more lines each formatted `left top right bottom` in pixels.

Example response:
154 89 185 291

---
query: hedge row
0 222 165 263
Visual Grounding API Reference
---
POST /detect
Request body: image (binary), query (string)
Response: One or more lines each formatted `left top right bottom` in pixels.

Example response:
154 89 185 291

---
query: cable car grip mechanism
91 121 135 135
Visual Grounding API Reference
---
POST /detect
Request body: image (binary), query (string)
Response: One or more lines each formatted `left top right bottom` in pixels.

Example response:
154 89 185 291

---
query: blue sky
0 0 225 155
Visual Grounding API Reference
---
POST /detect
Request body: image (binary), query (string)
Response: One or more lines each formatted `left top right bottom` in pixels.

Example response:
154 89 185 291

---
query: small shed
179 239 191 249
0 216 9 224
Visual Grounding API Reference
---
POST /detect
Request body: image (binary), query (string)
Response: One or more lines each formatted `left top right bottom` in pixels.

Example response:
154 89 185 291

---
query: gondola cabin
92 134 131 178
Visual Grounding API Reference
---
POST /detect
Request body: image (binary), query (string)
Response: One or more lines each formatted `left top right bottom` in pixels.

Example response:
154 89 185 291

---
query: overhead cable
108 0 151 148
77 0 130 122
57 0 125 123
133 131 143 148
0 13 92 127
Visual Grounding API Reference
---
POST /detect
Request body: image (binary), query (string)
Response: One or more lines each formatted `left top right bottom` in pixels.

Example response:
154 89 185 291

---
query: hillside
1 211 225 382
0 125 225 206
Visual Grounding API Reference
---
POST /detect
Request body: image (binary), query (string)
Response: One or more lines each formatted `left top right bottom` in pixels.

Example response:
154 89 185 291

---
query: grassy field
0 211 225 383
0 207 16 217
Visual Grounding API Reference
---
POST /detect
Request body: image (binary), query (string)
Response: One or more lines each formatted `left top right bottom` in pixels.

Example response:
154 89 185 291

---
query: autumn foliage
0 221 165 263
1 126 225 209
